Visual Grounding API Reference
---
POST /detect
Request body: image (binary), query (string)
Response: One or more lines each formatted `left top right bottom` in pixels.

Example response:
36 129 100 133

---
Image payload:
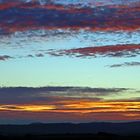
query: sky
0 0 140 124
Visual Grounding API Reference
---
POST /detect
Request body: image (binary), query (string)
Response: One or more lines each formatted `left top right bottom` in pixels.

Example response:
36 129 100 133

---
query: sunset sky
0 0 140 124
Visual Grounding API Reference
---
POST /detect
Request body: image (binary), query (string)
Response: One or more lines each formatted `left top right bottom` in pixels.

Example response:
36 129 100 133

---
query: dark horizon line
1 120 140 125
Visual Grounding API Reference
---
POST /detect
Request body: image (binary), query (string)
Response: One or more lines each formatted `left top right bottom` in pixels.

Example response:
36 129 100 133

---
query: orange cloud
0 101 140 114
0 100 140 122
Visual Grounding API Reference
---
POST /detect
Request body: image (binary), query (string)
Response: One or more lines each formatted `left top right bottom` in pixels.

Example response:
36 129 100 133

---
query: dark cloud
27 54 34 58
0 86 128 94
35 53 44 57
0 53 46 62
0 86 129 104
0 105 23 110
0 55 13 61
108 62 140 68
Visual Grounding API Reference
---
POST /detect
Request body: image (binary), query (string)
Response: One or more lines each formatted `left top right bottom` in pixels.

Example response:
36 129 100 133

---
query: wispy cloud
0 55 13 61
48 44 140 58
35 53 44 57
108 62 140 68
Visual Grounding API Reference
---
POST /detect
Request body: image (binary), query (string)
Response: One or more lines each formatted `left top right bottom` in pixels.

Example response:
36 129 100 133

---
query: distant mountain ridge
0 122 140 136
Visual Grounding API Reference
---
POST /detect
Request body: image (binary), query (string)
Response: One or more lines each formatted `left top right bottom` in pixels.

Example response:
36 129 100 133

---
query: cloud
47 44 140 58
0 53 46 62
0 55 13 61
0 2 140 34
26 54 34 58
108 62 140 68
0 86 139 122
35 53 44 57
0 100 140 122
0 54 43 62
0 86 129 104
1 0 140 9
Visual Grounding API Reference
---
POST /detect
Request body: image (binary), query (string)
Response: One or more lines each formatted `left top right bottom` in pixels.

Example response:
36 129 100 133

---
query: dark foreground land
0 122 140 140
0 134 140 140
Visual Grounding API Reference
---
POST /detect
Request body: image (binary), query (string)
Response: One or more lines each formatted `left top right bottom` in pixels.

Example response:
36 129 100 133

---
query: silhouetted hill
0 122 140 136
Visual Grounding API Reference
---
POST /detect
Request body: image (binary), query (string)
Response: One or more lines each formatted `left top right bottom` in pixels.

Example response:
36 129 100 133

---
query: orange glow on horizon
0 105 56 112
0 101 140 115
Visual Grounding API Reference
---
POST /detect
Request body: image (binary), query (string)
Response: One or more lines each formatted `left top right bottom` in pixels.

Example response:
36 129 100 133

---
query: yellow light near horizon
0 105 56 112
0 101 140 115
20 105 56 112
